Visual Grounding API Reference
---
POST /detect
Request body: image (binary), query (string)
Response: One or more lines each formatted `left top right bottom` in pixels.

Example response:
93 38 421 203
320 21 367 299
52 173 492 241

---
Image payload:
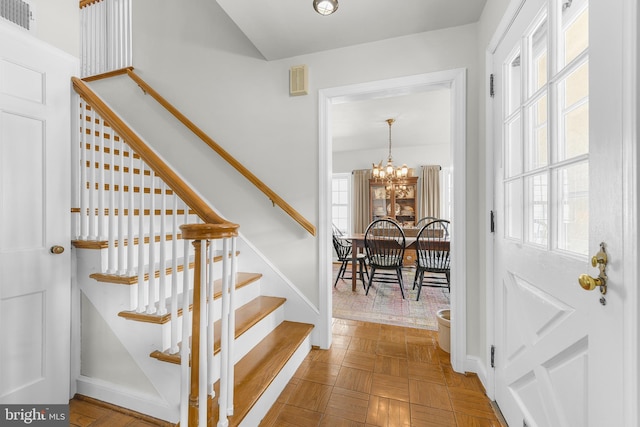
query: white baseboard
465 355 490 397
75 375 178 423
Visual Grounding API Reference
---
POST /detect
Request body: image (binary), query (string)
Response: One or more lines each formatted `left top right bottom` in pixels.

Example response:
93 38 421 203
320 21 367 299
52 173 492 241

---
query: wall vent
289 64 308 96
0 0 34 31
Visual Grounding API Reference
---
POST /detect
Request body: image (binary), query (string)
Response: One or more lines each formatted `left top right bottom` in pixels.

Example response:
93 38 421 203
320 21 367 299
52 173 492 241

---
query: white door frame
484 0 639 423
318 68 468 373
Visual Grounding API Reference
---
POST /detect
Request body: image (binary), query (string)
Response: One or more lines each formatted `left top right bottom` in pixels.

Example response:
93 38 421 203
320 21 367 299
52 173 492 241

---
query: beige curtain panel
419 165 441 220
352 169 372 234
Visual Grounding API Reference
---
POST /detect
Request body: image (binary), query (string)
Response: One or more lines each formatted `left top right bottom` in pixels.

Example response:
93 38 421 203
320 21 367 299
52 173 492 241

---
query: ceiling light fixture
372 118 408 182
313 0 338 16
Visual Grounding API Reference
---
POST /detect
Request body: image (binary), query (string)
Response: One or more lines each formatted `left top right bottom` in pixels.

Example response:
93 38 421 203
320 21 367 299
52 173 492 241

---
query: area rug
332 264 450 330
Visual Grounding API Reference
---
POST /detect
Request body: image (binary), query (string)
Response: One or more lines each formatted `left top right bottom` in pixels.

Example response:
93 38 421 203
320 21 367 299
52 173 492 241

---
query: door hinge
490 210 495 233
489 74 495 98
491 345 496 368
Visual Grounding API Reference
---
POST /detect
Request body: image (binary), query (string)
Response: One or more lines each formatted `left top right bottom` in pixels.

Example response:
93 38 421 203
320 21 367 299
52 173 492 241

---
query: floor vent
0 0 33 31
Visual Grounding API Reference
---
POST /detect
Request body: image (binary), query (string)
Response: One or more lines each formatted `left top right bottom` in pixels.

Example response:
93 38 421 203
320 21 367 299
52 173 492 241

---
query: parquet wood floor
69 319 506 427
260 318 507 427
69 395 173 427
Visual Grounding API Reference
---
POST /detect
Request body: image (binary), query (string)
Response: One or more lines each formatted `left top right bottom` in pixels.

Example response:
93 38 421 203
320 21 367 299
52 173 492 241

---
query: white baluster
198 239 207 427
107 127 117 273
91 4 97 76
98 0 104 74
170 195 179 353
117 0 123 69
80 7 86 77
227 236 237 416
218 237 231 427
147 170 157 314
158 182 167 315
117 138 126 274
98 120 106 241
79 101 88 240
88 110 97 240
137 161 146 313
128 0 133 66
207 239 216 397
179 236 191 427
71 96 81 239
127 147 135 276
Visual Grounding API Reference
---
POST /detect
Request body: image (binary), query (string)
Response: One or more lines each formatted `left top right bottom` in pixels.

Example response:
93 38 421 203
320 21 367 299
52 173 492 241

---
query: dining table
340 233 450 291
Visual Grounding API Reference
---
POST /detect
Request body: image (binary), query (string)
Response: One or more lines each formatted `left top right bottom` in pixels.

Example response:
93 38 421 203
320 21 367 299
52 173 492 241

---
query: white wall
130 0 511 363
29 0 79 57
332 144 451 175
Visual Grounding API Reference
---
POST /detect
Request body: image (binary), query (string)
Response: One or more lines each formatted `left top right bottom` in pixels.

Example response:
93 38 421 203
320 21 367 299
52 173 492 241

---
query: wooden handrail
82 67 134 82
123 69 317 237
72 76 237 230
79 0 103 8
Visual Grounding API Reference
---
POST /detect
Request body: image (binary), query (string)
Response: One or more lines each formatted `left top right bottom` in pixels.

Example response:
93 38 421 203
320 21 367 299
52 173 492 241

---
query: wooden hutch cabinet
369 177 419 227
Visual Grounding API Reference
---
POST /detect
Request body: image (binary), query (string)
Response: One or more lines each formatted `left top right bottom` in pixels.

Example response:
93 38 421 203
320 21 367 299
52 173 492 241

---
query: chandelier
372 118 408 182
313 0 339 16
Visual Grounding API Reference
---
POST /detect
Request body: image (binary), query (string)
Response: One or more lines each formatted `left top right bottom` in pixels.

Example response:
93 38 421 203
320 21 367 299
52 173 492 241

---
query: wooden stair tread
149 295 285 363
119 272 263 324
72 233 186 250
210 321 314 426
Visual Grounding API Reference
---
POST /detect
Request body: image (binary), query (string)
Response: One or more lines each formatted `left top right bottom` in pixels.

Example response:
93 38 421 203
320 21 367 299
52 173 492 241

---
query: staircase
71 79 314 426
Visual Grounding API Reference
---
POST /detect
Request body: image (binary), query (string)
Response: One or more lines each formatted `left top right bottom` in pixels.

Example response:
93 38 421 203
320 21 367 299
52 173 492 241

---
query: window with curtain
332 173 350 234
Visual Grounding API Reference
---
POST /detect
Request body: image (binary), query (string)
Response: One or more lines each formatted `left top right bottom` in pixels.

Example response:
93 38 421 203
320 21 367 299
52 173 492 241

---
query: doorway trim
318 68 468 373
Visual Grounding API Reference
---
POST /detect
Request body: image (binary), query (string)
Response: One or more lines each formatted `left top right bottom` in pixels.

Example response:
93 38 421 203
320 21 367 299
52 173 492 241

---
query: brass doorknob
50 245 65 255
578 274 604 291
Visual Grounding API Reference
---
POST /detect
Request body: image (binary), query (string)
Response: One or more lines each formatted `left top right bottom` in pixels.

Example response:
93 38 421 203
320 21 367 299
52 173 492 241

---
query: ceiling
332 88 451 153
216 0 488 61
216 0 485 153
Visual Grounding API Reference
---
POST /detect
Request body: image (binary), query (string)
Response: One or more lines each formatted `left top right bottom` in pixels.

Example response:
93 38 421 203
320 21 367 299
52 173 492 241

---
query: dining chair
413 219 451 301
416 216 449 237
415 216 437 228
332 227 368 290
364 218 406 299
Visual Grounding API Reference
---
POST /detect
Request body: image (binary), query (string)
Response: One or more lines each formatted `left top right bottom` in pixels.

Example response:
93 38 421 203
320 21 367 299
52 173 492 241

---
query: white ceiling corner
215 0 488 61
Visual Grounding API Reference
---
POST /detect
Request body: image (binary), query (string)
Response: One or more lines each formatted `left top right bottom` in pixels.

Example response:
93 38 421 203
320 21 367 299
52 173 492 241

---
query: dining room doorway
319 68 468 372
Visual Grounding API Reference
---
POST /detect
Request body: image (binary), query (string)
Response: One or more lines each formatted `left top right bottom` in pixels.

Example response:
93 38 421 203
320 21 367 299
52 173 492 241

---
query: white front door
492 0 630 426
0 23 76 404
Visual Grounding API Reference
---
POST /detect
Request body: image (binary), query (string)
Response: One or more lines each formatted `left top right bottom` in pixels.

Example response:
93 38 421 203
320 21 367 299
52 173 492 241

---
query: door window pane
505 115 522 177
558 61 589 160
557 162 588 254
529 18 548 95
505 180 523 240
525 93 548 170
506 52 522 117
560 0 589 68
525 173 548 246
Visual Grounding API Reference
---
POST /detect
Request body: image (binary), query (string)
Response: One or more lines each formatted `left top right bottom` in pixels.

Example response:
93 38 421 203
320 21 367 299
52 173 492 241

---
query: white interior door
492 0 629 426
0 23 76 404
